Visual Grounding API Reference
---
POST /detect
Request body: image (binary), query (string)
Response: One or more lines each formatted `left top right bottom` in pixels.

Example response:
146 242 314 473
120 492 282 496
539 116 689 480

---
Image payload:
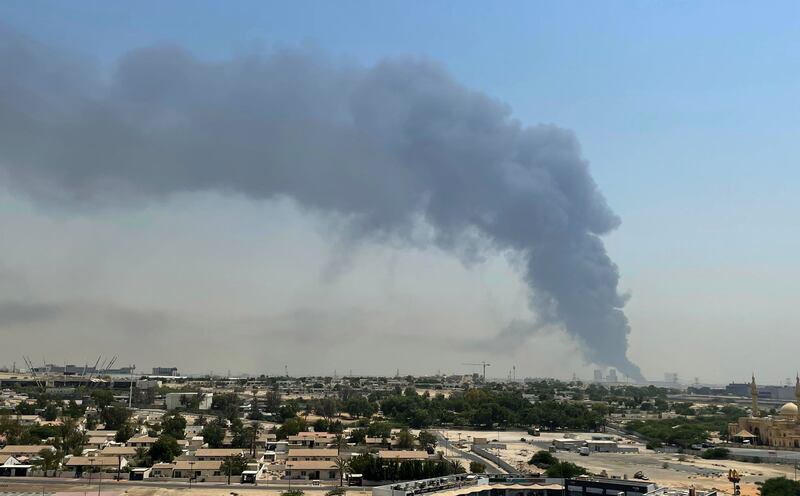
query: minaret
795 374 800 421
751 373 760 417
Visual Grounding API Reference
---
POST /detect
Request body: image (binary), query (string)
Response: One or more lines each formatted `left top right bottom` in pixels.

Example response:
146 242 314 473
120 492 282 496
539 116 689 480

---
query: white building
165 392 213 410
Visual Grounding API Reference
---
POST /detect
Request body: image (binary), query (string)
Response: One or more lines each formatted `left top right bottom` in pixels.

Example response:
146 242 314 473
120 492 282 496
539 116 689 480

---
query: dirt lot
438 429 798 495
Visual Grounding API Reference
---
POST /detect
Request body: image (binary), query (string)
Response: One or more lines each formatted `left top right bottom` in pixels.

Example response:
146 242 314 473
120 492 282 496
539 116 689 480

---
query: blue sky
1 1 799 382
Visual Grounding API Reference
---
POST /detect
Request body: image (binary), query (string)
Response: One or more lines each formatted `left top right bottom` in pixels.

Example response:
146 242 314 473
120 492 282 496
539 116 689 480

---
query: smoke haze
0 27 643 380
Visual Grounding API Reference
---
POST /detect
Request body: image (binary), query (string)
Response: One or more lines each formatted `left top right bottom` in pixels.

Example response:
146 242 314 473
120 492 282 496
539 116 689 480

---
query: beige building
285 460 340 480
287 448 338 461
173 460 223 479
728 375 800 448
0 445 55 458
194 448 245 461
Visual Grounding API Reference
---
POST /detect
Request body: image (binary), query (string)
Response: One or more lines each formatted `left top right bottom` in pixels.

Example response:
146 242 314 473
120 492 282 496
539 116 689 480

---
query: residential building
287 448 339 461
126 436 158 448
194 448 245 461
173 460 223 479
0 445 55 458
65 456 126 474
285 460 339 481
0 455 31 477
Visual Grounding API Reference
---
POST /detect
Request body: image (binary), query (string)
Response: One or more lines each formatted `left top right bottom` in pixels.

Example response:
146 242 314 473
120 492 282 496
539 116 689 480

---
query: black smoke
0 28 644 381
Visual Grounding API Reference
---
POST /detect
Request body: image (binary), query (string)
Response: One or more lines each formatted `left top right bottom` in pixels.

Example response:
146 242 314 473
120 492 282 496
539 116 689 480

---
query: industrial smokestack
0 28 644 381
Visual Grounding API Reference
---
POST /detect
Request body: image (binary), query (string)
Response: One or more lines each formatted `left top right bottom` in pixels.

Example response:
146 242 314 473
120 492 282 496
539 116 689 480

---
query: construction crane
462 362 491 382
22 356 43 389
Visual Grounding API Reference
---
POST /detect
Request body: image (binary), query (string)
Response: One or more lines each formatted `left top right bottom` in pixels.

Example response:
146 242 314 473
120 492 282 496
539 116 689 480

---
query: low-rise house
85 430 117 440
129 467 151 480
287 448 338 461
100 446 138 458
195 448 244 461
365 437 392 449
126 436 158 448
0 455 32 477
14 415 41 426
86 437 112 450
150 463 175 478
65 456 126 474
377 450 430 461
0 445 56 459
288 432 337 448
173 460 223 479
285 460 340 481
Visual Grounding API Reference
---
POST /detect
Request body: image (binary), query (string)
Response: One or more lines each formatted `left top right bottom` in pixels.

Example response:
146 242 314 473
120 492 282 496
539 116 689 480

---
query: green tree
529 450 558 468
100 405 130 430
760 477 800 496
201 419 225 448
34 448 62 476
42 403 59 421
396 428 415 449
115 422 137 443
545 461 587 478
91 390 115 410
149 435 181 463
161 412 187 439
281 491 305 496
417 431 437 449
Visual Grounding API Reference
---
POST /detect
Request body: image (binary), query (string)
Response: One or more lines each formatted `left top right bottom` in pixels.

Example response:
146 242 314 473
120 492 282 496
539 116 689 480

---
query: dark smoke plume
0 28 644 381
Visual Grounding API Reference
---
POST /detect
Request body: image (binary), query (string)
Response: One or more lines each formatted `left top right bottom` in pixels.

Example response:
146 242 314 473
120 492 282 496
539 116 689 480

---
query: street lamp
189 461 195 489
88 458 95 487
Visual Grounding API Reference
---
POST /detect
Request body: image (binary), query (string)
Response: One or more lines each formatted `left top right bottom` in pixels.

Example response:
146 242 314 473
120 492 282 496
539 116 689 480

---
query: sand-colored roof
100 446 138 456
195 448 244 457
288 448 338 458
733 429 756 438
65 456 120 467
126 436 157 444
378 450 429 460
0 445 54 454
0 454 18 465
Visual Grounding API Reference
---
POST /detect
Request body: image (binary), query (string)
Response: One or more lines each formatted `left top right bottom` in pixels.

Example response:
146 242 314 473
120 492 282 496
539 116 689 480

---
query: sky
1 1 799 384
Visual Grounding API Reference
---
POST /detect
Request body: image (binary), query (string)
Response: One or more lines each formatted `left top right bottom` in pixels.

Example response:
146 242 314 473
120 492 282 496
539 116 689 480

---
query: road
727 447 800 462
0 476 365 492
432 431 504 475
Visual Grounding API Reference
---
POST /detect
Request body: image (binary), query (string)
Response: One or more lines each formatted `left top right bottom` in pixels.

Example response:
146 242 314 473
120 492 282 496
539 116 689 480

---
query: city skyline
1 1 799 382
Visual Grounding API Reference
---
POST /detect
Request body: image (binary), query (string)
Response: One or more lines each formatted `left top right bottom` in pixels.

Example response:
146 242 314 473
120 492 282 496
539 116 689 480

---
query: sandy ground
438 429 800 495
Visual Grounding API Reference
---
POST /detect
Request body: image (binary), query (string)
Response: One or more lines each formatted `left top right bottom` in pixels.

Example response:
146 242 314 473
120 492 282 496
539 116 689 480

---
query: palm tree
333 433 346 454
248 422 262 458
333 457 350 487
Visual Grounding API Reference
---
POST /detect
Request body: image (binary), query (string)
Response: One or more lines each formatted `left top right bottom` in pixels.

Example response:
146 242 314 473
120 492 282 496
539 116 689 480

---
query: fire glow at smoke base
0 28 644 381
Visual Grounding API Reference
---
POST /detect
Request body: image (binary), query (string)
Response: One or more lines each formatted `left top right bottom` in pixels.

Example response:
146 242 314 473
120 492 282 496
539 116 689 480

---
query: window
301 471 307 476
329 471 336 479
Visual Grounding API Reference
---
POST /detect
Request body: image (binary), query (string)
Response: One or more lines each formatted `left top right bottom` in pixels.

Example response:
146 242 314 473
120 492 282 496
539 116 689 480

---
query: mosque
728 375 800 448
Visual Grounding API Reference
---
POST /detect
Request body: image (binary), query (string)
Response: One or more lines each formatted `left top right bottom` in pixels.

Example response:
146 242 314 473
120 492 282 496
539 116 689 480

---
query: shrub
470 461 486 474
700 447 729 460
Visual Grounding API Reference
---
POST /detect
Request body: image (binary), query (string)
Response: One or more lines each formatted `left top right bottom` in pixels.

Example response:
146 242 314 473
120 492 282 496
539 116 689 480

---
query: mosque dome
779 402 798 417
